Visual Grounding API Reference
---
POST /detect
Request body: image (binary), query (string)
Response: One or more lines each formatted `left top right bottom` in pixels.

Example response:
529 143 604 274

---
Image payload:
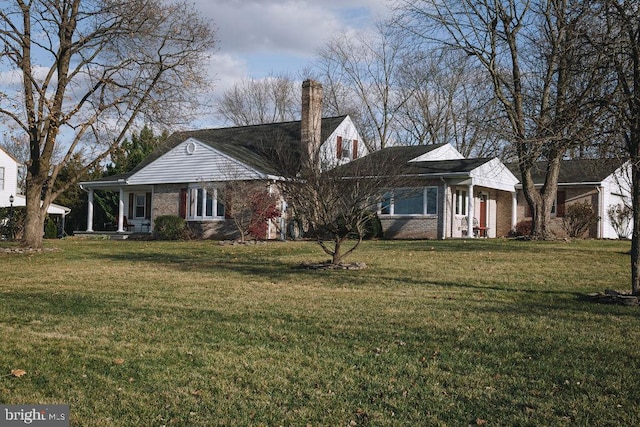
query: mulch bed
299 261 368 270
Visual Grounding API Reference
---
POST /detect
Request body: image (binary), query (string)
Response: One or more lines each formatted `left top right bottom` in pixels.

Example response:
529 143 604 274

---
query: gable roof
508 159 625 185
133 115 348 177
337 144 493 177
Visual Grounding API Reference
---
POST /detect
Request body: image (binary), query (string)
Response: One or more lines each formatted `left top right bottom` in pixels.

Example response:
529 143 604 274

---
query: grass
0 238 638 426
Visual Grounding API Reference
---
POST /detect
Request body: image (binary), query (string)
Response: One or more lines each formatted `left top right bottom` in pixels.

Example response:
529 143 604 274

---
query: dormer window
336 136 358 160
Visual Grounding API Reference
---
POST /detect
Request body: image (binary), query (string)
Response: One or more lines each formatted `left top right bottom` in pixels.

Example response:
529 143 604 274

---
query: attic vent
186 141 196 155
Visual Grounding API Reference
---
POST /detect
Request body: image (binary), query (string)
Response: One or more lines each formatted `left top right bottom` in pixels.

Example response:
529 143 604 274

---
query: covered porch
79 178 153 235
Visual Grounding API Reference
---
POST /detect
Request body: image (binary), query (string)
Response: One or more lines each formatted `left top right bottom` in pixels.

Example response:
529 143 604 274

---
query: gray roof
507 159 624 185
89 116 348 183
144 116 347 176
335 144 492 176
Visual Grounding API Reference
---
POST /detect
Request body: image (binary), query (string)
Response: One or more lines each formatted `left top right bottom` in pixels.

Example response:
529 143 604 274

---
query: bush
362 212 383 239
607 203 632 239
153 215 188 240
44 217 58 239
0 206 26 240
561 201 599 238
511 219 532 237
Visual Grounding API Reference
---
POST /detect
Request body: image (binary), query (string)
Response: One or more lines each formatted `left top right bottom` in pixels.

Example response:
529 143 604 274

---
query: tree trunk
631 161 640 295
22 180 46 249
332 237 343 265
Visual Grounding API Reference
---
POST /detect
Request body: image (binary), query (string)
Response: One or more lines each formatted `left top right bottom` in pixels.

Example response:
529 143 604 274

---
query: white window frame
134 194 146 219
455 189 467 216
341 138 352 160
378 187 438 216
187 184 225 220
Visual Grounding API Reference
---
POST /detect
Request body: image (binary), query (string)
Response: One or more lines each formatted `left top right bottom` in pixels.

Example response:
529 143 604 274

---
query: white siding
128 138 265 185
470 158 520 192
0 148 19 207
409 144 465 162
601 164 633 239
319 116 366 168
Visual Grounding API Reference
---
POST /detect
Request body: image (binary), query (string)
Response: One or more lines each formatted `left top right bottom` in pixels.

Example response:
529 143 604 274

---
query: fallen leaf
11 369 27 377
113 358 125 365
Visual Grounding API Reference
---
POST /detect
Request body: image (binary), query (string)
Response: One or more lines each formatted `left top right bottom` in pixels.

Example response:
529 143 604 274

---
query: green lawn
0 238 638 426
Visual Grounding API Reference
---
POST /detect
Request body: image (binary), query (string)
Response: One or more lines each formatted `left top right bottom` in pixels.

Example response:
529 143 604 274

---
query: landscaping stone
586 289 639 306
299 261 367 270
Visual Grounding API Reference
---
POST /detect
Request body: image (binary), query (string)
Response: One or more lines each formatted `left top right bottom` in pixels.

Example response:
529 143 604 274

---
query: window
379 187 438 216
135 194 146 218
0 167 4 190
395 189 424 215
336 136 358 160
455 190 467 215
188 185 224 220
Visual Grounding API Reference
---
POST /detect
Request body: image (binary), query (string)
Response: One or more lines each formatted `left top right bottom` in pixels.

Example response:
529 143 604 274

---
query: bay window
188 185 225 220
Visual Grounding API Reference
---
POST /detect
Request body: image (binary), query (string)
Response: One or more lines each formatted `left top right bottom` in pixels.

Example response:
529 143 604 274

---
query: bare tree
314 22 413 151
395 0 608 238
594 0 640 294
396 49 505 157
0 0 216 248
279 153 405 266
216 74 300 126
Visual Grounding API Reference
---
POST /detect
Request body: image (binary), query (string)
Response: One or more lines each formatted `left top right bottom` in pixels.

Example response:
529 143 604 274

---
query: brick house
337 143 520 239
509 159 631 239
79 80 366 239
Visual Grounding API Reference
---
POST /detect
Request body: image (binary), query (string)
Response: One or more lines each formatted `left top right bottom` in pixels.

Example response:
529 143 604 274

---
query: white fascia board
408 144 465 162
470 158 520 192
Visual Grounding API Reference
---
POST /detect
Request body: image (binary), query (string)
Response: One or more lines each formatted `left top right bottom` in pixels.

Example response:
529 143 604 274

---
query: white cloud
194 0 390 58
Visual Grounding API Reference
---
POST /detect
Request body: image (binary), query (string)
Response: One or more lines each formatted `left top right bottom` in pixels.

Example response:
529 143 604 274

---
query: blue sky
191 0 391 94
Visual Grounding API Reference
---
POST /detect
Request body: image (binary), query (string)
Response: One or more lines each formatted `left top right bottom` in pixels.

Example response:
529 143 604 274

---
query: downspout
597 186 604 239
440 177 448 239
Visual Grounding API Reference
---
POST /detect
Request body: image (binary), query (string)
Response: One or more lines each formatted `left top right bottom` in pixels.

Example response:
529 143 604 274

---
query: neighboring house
0 146 70 220
339 143 520 239
509 159 632 239
79 80 366 239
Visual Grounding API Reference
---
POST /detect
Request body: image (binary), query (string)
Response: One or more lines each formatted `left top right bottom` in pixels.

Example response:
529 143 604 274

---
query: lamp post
8 194 14 240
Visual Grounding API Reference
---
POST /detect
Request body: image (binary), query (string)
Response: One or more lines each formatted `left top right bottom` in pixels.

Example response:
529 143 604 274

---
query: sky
191 0 392 96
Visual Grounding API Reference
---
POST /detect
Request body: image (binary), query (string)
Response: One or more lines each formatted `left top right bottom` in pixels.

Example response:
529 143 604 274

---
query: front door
479 195 487 229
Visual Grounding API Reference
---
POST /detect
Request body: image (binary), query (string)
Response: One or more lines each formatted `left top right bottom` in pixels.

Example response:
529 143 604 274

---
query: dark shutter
145 192 152 220
556 190 566 217
179 188 187 219
336 136 343 159
128 193 134 218
352 139 358 159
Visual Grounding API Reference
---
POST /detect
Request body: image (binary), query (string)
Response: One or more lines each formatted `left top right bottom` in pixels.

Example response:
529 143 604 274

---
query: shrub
0 206 26 240
153 215 188 240
44 217 58 239
607 203 632 239
362 212 383 239
511 219 532 237
561 201 599 238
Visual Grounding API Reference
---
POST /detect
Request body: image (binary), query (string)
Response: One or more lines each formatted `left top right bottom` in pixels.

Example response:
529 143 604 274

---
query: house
338 143 520 239
509 159 632 239
79 80 366 239
0 147 71 231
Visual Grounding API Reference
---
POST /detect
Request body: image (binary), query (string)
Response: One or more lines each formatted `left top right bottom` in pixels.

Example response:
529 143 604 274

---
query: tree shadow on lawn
88 247 336 283
370 273 639 319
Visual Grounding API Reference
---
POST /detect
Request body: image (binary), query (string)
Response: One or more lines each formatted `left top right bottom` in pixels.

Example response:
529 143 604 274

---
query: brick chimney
301 79 323 169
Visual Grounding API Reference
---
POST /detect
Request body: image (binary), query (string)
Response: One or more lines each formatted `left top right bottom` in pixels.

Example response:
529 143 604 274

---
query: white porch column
86 189 94 232
117 188 125 232
467 183 474 238
511 192 518 231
